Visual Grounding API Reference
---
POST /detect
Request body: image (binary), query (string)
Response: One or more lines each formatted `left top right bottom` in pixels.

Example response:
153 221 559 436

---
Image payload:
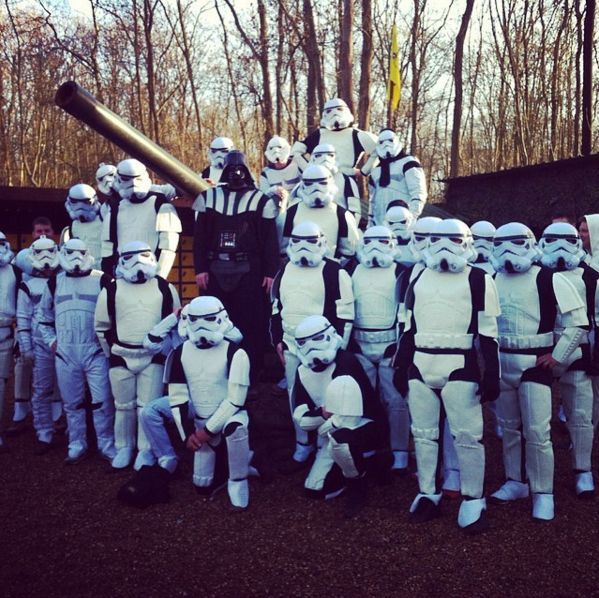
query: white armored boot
228 479 249 510
489 480 529 503
532 493 555 521
458 498 488 535
575 472 595 498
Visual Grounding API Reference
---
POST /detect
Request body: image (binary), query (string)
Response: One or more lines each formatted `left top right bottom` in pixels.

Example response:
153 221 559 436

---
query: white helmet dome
376 128 403 159
208 136 234 169
358 225 396 268
409 216 441 263
425 219 473 273
539 222 584 271
116 158 152 202
29 236 59 273
470 220 496 263
325 375 363 417
186 296 232 347
287 220 328 267
264 136 291 165
0 231 14 267
65 183 100 223
60 238 95 275
310 143 338 174
95 163 117 195
116 240 158 283
383 205 414 243
294 315 341 370
299 164 337 209
320 98 354 131
491 222 538 274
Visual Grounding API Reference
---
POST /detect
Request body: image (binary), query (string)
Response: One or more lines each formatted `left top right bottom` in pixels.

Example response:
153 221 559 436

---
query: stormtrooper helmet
59 238 95 275
116 159 152 202
539 222 584 271
294 315 342 370
310 143 338 174
287 221 328 267
220 150 255 191
95 163 117 195
29 236 59 273
208 137 234 169
116 241 158 283
409 217 441 263
376 129 403 160
320 98 354 131
470 220 496 263
491 222 539 274
186 296 233 347
0 232 14 267
358 225 396 268
65 183 100 223
300 164 337 208
325 375 363 418
384 205 414 245
426 219 473 273
264 136 291 165
177 304 189 340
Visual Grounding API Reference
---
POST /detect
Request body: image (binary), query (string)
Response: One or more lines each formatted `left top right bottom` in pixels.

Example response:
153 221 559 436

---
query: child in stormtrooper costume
201 137 234 185
38 239 115 464
95 241 181 470
260 136 301 194
271 221 354 467
60 183 104 262
489 223 588 520
394 219 501 533
351 226 410 471
0 233 19 451
368 129 427 225
291 98 377 178
292 315 388 516
101 158 181 278
538 223 596 497
135 296 251 510
281 164 359 262
17 237 61 453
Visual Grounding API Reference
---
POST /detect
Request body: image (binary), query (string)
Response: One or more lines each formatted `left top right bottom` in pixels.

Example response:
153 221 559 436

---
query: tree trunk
581 0 595 154
358 0 373 130
338 0 354 110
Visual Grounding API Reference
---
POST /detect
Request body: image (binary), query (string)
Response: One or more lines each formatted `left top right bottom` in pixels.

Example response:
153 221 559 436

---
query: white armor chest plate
298 362 335 408
472 261 495 276
0 266 16 325
495 269 542 338
71 218 103 262
294 202 340 255
353 265 397 329
280 263 326 336
264 162 301 191
182 342 229 418
55 272 102 346
116 197 159 252
319 128 358 172
413 269 473 336
115 278 164 344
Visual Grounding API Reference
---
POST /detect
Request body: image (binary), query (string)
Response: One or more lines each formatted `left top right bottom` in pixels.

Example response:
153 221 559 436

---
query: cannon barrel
55 81 210 198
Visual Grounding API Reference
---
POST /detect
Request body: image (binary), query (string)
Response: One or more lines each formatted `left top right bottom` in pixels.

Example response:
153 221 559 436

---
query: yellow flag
387 24 401 110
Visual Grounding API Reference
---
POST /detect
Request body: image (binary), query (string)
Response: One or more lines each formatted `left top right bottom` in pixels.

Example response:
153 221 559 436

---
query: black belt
500 346 552 355
207 251 248 262
415 347 470 355
116 340 144 350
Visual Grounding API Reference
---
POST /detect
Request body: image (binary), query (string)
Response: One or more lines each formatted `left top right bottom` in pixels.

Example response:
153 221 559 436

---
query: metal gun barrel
55 81 210 198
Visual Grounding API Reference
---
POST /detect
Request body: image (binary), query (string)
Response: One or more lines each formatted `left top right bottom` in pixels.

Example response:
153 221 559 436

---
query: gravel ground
2 383 599 598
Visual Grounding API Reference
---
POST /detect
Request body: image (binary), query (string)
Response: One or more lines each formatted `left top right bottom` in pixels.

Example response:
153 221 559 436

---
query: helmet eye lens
414 235 426 242
204 315 217 322
312 333 325 342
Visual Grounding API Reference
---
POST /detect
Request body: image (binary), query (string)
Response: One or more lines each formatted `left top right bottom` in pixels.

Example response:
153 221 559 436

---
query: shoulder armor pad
553 270 585 314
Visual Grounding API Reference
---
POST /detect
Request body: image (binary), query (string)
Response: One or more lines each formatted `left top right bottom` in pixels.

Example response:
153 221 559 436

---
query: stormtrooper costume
0 233 18 450
351 226 410 471
260 136 301 194
101 158 181 278
201 137 234 184
38 239 115 463
271 221 354 464
95 163 119 217
470 221 496 276
281 164 360 262
538 223 596 497
17 237 60 451
291 98 378 177
489 223 588 521
95 241 181 469
140 297 251 509
394 219 500 533
383 204 416 266
60 183 104 262
291 315 387 512
368 129 427 224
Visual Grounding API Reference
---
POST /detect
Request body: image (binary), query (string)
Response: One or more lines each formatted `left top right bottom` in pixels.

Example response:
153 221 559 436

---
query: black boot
343 475 368 519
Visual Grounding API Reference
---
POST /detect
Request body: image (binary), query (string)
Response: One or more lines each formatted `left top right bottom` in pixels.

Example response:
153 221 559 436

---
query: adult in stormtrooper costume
394 219 500 533
292 315 388 516
17 236 61 453
382 204 416 266
38 239 115 463
351 226 410 471
133 296 251 510
201 137 234 185
291 98 378 178
281 164 359 262
95 241 181 470
537 223 596 497
0 233 18 451
368 129 427 225
469 221 496 276
61 183 104 262
271 221 354 466
101 158 181 278
260 135 301 194
489 222 588 520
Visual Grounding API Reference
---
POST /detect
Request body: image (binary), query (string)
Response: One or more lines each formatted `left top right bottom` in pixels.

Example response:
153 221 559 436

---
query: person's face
579 221 591 253
32 224 54 240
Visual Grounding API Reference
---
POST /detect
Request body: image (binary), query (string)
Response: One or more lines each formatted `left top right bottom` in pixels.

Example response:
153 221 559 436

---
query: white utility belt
498 332 553 350
414 333 473 350
353 327 397 344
